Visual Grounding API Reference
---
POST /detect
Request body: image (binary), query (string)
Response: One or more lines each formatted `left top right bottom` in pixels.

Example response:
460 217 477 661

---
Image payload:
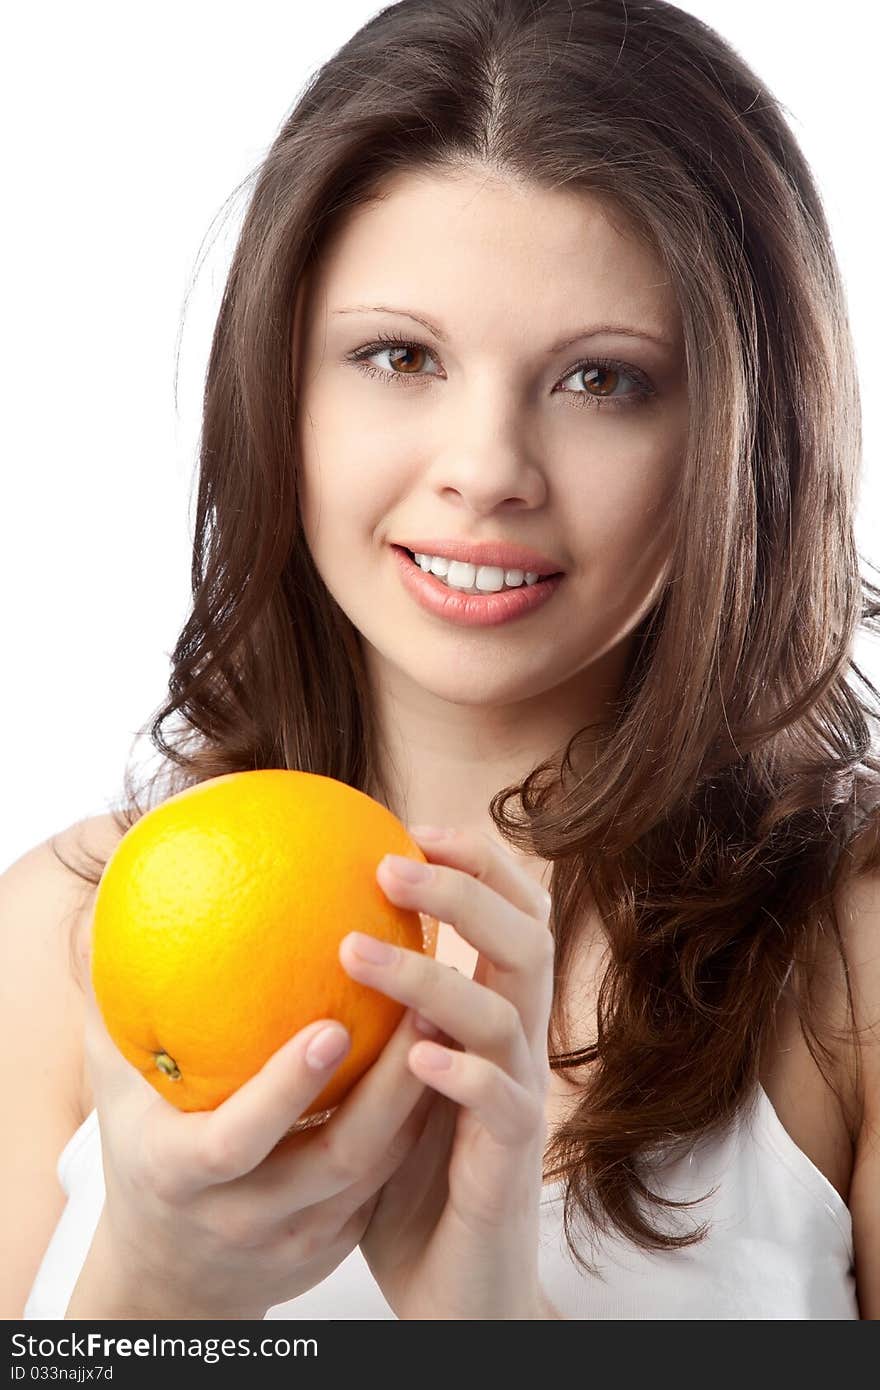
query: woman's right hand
69 962 440 1320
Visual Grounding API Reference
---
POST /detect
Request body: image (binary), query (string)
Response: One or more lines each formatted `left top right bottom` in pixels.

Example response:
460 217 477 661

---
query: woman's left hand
338 825 558 1320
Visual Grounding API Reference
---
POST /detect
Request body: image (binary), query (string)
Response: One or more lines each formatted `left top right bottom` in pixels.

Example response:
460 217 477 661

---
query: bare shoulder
57 814 129 1122
3 812 124 962
49 813 129 979
0 813 127 1314
7 813 127 1121
52 808 129 871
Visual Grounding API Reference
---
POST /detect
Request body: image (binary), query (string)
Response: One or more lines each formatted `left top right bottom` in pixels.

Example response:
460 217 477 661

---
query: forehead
303 168 680 340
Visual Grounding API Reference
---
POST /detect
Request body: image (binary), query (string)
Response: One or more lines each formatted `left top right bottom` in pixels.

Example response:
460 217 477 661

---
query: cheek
297 391 372 542
576 454 676 559
569 485 674 658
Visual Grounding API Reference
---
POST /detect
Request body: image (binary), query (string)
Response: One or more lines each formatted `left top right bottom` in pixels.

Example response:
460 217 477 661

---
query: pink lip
391 545 565 628
394 539 564 577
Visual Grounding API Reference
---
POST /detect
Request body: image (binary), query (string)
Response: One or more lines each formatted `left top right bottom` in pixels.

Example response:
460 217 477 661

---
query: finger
382 830 553 967
359 1089 458 1251
339 932 535 1082
329 1079 439 1207
249 1086 439 1253
407 1041 544 1147
373 842 555 1043
256 1006 444 1210
409 825 553 924
152 1017 356 1195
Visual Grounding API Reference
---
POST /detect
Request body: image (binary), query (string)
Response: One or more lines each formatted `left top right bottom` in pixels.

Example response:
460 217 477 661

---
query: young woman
7 0 879 1320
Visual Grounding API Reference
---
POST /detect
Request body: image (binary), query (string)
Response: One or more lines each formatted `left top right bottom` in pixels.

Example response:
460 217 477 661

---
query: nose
424 399 549 514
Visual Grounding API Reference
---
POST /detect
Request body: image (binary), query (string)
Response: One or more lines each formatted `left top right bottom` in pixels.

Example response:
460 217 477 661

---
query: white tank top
23 1082 858 1320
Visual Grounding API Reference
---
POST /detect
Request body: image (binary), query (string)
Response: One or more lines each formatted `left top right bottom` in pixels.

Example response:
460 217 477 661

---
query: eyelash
345 330 656 411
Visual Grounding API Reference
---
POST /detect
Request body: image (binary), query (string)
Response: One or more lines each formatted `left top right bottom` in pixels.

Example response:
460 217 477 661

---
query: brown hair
56 0 880 1276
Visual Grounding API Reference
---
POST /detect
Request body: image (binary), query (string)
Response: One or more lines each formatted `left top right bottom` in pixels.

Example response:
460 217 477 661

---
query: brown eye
581 364 621 397
558 357 654 410
348 333 442 382
347 333 655 411
384 343 428 374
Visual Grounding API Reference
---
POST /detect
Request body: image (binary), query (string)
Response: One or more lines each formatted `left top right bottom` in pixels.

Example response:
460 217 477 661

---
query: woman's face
293 167 688 712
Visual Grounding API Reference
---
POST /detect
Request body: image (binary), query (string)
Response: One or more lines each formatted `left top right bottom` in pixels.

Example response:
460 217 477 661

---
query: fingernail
414 1041 453 1070
413 1011 440 1037
382 854 432 882
305 1024 350 1070
347 931 399 965
408 825 451 839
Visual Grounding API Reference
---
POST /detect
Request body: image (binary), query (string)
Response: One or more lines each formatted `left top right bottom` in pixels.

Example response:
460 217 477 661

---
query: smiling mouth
398 547 563 593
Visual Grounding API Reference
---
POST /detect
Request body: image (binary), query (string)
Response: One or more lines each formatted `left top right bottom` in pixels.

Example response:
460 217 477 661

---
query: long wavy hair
55 0 880 1276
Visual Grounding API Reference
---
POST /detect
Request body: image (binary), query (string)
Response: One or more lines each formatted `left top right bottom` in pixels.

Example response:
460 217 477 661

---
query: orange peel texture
90 770 438 1117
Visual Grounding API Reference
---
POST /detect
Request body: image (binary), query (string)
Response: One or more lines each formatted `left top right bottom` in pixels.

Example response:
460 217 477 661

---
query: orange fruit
90 770 438 1118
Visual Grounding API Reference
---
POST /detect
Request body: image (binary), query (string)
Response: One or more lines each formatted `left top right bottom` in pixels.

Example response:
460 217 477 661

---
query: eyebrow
331 304 676 353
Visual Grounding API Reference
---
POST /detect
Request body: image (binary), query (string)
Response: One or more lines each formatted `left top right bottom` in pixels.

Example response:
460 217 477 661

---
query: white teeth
413 552 541 592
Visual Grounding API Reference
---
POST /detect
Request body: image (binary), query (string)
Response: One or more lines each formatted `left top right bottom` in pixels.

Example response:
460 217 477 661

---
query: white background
2 1 878 869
